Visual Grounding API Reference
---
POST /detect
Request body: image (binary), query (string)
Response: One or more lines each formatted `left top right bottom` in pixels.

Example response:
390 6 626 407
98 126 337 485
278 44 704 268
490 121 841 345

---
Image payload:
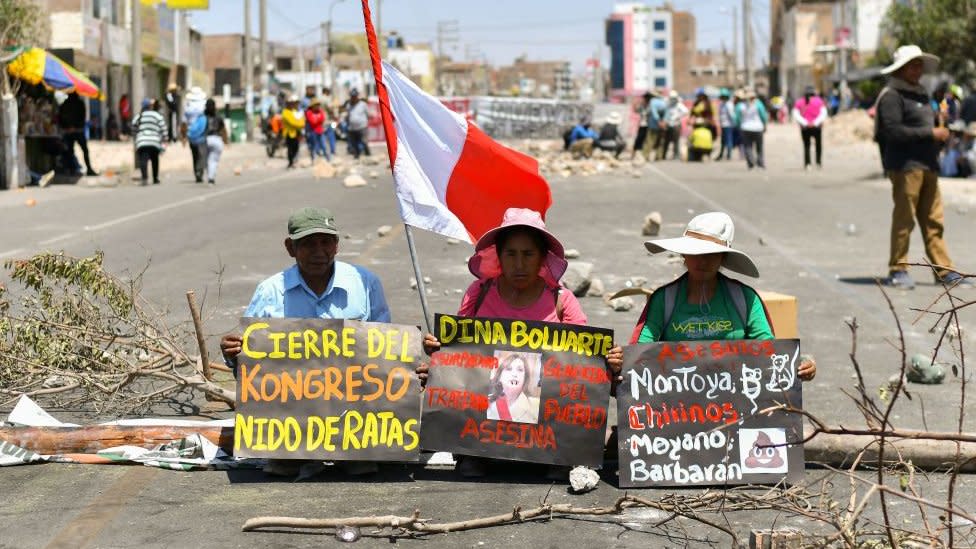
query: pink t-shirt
456 278 587 325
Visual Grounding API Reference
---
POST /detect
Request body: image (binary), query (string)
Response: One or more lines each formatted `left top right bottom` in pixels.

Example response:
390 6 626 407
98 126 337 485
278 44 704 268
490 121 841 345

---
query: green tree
882 0 976 83
0 0 47 95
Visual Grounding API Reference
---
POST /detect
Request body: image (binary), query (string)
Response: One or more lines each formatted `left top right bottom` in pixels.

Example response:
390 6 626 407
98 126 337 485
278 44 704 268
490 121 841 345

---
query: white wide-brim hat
881 45 940 75
605 111 622 125
644 211 759 278
186 86 207 101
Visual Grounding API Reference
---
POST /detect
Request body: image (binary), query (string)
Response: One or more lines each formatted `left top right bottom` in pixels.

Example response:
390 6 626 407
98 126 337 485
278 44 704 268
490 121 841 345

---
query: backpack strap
472 278 493 316
720 274 776 337
629 274 686 344
554 286 564 322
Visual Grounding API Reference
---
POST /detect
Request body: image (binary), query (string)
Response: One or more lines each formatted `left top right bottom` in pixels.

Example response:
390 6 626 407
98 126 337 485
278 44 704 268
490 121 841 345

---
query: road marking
645 163 892 327
43 466 160 549
1 171 303 258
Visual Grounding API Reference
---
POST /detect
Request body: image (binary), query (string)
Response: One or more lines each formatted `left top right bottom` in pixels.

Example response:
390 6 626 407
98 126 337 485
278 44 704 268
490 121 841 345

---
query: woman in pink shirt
418 208 623 476
791 85 828 169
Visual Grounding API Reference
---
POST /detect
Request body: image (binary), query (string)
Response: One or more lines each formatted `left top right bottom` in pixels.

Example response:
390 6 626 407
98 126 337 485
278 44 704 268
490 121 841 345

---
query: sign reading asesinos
234 318 422 462
421 314 614 467
618 339 804 488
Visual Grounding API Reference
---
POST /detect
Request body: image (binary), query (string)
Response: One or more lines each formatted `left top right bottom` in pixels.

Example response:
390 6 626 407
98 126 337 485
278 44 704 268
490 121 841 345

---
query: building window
653 20 666 31
655 77 667 88
654 39 666 50
276 57 293 71
654 58 666 69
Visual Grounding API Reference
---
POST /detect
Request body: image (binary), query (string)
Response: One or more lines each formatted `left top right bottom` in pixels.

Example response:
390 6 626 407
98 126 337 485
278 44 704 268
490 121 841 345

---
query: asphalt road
2 125 976 548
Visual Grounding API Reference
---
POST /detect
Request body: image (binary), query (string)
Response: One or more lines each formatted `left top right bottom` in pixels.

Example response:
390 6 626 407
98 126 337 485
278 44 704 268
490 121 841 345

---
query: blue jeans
308 132 329 160
324 125 336 155
718 126 734 159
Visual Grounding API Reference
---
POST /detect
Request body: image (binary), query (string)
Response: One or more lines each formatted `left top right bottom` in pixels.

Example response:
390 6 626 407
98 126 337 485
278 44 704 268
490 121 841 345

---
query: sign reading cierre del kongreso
234 318 422 461
421 314 614 467
617 339 804 488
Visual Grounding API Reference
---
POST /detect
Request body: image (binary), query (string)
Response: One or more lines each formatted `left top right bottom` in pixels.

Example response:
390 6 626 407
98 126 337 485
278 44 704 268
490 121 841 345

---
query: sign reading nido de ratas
421 314 614 467
234 318 422 461
618 339 804 488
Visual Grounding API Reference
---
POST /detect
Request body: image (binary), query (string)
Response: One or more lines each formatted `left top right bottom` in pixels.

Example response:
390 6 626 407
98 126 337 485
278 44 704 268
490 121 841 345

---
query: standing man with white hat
876 45 970 288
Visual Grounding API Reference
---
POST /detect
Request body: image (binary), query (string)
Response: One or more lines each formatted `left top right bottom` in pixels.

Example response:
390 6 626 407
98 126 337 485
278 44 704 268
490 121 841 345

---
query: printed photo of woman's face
498 356 526 398
486 351 543 424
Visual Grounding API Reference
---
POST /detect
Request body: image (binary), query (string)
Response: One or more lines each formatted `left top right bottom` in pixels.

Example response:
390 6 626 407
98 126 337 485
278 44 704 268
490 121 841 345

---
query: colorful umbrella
6 48 101 99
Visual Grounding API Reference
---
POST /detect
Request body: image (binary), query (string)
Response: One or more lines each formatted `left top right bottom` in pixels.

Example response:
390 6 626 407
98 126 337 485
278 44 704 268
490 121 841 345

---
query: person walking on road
304 98 329 161
132 98 166 185
631 92 651 160
715 88 735 161
736 88 768 169
282 95 305 169
792 85 828 170
202 99 228 185
345 89 370 160
876 45 971 289
165 83 180 143
180 86 208 183
647 89 668 160
58 92 98 176
661 90 688 160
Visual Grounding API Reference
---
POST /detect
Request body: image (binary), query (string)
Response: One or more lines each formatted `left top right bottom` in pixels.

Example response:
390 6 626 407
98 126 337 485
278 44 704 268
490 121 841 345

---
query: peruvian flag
361 2 551 243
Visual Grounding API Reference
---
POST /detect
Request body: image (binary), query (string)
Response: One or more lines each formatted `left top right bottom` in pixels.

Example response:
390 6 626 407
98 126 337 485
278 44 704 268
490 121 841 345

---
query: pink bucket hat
467 208 568 284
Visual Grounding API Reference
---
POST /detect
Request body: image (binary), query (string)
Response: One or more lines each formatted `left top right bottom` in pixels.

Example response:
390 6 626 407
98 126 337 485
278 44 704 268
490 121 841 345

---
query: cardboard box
757 291 798 339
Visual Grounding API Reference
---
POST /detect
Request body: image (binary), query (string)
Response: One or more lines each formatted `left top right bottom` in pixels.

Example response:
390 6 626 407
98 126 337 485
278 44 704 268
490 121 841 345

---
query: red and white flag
361 2 551 243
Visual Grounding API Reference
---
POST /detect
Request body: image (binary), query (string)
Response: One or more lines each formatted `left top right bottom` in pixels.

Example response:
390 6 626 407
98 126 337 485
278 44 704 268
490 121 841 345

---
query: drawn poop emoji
744 431 785 469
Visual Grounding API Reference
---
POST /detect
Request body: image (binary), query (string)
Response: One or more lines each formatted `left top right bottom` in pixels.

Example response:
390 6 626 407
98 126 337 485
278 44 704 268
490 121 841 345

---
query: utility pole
435 20 459 95
743 0 753 88
131 0 143 115
838 0 850 111
259 0 267 103
732 5 738 86
243 0 253 141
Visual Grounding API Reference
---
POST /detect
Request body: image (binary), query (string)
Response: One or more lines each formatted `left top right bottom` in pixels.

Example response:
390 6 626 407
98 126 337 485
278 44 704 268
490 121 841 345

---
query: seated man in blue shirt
567 117 599 159
220 206 391 476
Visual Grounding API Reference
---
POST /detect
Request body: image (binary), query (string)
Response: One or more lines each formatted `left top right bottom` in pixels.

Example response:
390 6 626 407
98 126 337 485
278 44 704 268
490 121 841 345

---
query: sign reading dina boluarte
421 314 614 467
234 318 422 461
617 339 804 488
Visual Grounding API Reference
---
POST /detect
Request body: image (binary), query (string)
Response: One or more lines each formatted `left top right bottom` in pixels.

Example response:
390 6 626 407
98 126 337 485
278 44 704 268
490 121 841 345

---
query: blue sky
188 0 770 72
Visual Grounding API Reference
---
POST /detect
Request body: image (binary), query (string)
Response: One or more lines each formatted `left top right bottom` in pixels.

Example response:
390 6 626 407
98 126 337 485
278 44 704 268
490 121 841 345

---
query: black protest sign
421 314 614 467
617 339 804 488
234 318 422 461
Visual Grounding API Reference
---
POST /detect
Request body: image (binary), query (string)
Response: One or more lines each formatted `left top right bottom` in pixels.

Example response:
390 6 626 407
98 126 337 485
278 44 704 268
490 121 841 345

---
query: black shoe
152 180 160 185
208 179 215 185
195 177 203 183
86 169 99 176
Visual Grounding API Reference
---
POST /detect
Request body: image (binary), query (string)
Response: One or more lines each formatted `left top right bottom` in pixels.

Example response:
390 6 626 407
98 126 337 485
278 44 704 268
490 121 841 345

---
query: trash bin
226 107 247 143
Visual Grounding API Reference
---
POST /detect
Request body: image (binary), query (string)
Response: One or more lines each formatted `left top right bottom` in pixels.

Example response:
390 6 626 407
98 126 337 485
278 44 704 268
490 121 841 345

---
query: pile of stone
823 110 876 146
504 139 646 179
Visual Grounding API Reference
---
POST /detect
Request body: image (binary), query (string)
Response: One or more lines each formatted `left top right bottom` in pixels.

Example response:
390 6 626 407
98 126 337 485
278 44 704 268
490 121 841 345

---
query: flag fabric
360 2 551 243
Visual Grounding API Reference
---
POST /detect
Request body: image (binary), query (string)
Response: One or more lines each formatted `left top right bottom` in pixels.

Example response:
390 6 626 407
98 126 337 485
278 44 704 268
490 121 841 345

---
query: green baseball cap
287 207 338 240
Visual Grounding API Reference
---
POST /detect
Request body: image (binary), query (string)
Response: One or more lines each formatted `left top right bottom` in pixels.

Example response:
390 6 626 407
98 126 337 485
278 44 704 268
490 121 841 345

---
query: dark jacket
961 94 976 125
58 94 87 130
876 82 939 172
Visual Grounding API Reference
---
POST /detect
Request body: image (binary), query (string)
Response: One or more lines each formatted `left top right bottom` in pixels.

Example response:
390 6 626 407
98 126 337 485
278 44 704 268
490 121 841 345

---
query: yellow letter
439 315 457 344
342 411 364 450
367 327 383 358
511 321 529 347
241 322 269 359
268 332 286 359
341 327 357 358
234 413 253 451
402 418 420 451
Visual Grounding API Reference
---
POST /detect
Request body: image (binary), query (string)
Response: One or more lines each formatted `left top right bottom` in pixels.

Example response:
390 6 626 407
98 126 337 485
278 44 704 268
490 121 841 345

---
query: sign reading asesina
421 314 614 467
234 318 422 461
